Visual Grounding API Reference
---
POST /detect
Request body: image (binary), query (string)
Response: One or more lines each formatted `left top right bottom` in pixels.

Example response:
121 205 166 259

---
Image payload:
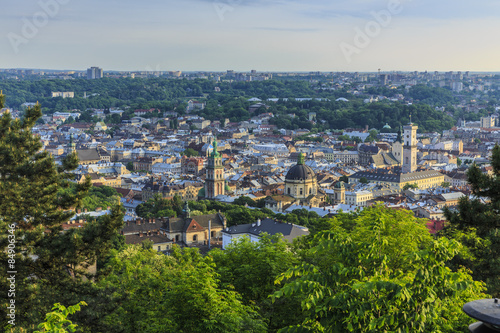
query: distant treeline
0 78 481 132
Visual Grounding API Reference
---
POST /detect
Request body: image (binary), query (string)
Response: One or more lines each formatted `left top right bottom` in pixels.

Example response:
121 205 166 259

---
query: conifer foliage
0 92 124 330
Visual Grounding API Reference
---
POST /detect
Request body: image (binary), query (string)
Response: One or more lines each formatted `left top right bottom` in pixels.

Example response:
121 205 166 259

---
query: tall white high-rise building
87 67 103 79
402 122 418 174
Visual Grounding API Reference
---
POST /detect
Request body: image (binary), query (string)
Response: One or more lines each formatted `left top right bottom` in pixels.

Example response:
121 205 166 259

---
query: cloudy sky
1 0 499 72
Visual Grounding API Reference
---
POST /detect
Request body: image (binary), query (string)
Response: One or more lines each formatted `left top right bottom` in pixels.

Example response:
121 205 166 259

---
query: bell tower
205 139 225 199
402 122 418 173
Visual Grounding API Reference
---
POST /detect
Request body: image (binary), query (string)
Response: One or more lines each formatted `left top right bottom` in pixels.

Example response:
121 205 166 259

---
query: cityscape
2 0 500 332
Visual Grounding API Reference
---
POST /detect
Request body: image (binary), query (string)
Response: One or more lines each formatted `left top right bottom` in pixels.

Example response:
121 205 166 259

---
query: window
309 188 312 194
211 231 215 238
288 188 291 195
193 235 197 241
300 188 303 195
158 246 161 251
175 235 179 242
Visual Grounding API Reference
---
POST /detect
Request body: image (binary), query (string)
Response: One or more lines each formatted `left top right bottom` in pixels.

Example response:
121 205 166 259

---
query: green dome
334 181 345 189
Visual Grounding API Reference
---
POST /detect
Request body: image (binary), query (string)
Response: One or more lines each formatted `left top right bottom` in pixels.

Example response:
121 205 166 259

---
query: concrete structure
87 67 103 79
51 92 74 98
481 116 496 129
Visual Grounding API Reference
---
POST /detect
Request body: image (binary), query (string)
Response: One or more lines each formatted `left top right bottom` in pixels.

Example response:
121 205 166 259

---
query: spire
183 201 191 218
396 126 402 143
211 138 220 158
69 133 76 152
297 152 305 165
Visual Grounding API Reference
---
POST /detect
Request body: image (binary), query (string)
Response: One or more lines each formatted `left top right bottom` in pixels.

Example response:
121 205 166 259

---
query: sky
1 0 500 72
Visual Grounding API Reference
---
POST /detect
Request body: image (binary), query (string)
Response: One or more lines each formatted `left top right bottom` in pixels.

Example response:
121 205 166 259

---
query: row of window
287 187 314 195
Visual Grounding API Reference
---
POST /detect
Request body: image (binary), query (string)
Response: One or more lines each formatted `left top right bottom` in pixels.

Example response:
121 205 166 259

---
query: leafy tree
273 205 487 332
233 196 265 208
34 301 87 333
210 234 305 331
0 94 124 331
403 182 419 190
359 177 369 184
135 194 183 218
339 175 349 183
441 181 451 188
182 148 199 157
443 145 500 294
99 246 266 333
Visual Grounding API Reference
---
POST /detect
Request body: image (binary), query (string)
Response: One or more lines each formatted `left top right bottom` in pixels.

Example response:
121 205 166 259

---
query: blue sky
1 0 499 71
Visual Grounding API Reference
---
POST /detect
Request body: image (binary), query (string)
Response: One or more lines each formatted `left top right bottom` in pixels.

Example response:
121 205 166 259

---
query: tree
182 148 199 157
441 181 451 188
210 234 304 331
34 301 87 333
403 183 419 190
360 177 369 184
457 157 462 166
273 205 487 332
443 145 500 294
339 175 349 183
0 94 124 331
99 246 266 333
135 194 183 218
126 161 134 171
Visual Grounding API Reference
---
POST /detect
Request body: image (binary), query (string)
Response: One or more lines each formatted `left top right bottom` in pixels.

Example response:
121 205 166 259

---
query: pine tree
0 92 124 331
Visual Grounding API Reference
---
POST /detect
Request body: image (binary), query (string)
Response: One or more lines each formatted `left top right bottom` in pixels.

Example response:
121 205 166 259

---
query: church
121 202 226 251
349 122 445 190
265 153 325 212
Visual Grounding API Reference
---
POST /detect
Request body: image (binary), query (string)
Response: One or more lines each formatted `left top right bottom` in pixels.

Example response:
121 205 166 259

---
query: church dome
334 181 345 189
285 153 315 181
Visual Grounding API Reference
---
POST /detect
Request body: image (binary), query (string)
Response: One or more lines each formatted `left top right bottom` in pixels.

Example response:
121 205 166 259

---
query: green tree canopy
443 145 500 294
273 205 486 332
99 245 266 333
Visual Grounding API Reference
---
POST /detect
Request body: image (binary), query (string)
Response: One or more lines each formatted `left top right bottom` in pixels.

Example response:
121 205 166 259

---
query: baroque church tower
204 139 225 199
